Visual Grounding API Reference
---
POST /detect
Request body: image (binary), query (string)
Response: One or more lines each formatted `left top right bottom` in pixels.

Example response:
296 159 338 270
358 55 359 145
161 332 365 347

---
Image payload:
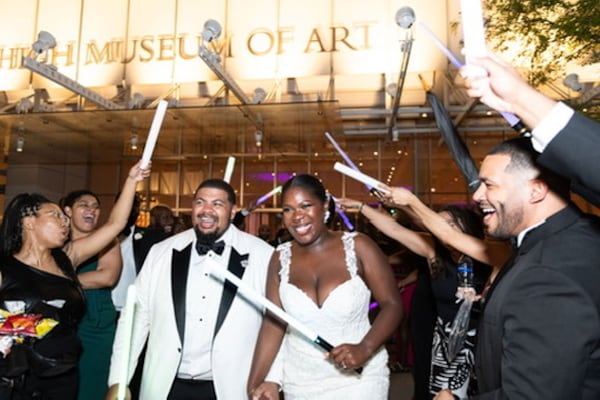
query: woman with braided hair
0 161 149 399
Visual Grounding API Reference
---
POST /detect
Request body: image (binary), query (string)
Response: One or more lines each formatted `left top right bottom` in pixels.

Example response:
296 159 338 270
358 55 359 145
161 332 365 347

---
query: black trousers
167 378 216 400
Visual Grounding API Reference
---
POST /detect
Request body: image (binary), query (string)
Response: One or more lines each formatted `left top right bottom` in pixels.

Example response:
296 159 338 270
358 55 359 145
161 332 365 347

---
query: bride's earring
324 210 330 223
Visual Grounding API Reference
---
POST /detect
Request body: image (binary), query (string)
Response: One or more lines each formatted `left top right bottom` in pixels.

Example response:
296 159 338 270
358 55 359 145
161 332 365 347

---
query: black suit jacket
538 112 600 206
474 205 600 399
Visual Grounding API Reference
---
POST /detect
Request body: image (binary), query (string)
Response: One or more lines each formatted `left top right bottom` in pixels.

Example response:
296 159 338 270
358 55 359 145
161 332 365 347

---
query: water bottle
447 257 475 361
457 257 474 289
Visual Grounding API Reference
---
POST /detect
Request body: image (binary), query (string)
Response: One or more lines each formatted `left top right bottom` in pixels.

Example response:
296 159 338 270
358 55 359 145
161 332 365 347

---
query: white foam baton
255 185 282 206
333 162 390 194
460 0 488 78
223 156 236 183
140 100 168 170
117 285 136 400
206 260 363 373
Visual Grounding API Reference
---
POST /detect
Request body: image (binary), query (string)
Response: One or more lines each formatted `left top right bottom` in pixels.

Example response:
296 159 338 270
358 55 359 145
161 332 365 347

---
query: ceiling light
23 33 124 110
201 19 222 43
252 87 267 104
16 97 34 113
386 83 398 98
392 126 400 142
16 135 25 153
395 6 416 29
198 21 251 104
563 73 583 92
287 78 300 95
31 31 57 56
388 7 415 138
255 130 263 148
130 133 138 150
129 92 145 109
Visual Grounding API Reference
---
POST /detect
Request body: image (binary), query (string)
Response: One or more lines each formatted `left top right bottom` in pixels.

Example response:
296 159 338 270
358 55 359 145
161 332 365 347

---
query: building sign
0 0 448 90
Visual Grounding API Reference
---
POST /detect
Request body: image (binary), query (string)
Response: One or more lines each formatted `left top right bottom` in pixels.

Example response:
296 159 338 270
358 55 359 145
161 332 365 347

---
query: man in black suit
461 55 600 205
436 138 600 399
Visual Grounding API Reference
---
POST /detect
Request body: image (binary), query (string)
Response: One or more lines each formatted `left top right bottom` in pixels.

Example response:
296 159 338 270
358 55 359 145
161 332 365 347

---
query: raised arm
328 233 403 369
77 239 122 289
337 198 435 260
384 186 491 265
66 161 150 268
247 251 287 399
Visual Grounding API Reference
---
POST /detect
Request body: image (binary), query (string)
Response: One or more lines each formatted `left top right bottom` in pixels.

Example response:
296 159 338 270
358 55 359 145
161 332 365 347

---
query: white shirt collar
516 219 546 247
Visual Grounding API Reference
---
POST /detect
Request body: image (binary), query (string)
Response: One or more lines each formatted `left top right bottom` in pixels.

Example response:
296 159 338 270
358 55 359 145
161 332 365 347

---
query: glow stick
324 132 361 171
208 260 363 374
255 185 282 206
325 133 389 200
140 100 168 169
207 261 331 350
117 285 136 400
331 195 355 231
224 156 236 183
416 21 524 130
333 162 390 194
416 22 463 68
460 0 488 78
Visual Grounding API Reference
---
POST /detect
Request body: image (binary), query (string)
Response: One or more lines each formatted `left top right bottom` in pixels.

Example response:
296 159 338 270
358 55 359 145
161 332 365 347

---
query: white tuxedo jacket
108 226 275 399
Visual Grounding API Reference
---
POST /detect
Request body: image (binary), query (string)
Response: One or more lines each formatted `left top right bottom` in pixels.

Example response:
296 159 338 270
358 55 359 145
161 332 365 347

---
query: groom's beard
194 226 223 245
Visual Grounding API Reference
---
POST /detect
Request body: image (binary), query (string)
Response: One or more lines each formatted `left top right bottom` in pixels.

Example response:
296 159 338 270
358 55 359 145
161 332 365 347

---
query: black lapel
171 243 192 343
483 214 558 308
214 248 248 337
481 247 517 309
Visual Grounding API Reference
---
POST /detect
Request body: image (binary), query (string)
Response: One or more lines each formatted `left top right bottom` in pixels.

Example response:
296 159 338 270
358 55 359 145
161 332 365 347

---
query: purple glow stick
324 132 379 192
332 195 355 231
337 208 355 231
255 186 282 206
416 22 463 69
416 21 524 131
324 131 361 171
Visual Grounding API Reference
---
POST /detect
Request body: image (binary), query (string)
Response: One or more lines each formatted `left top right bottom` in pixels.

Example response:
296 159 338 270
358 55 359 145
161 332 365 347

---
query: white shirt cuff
531 102 574 152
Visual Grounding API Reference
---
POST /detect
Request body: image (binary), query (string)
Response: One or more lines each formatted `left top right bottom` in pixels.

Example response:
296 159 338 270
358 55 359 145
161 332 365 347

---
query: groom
107 179 277 400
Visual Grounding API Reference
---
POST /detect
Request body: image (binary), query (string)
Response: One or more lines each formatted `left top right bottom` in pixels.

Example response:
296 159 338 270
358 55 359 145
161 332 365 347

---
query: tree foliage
484 0 600 85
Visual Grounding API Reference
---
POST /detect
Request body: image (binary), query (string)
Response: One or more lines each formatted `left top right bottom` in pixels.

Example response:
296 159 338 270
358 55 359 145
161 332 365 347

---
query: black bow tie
196 240 225 256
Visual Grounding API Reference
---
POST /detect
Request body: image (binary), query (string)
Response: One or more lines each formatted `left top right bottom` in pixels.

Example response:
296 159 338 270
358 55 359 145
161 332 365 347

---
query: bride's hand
249 382 280 400
328 343 369 370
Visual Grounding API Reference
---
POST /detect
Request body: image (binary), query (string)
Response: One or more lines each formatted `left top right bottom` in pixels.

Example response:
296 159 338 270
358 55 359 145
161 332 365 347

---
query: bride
247 174 402 399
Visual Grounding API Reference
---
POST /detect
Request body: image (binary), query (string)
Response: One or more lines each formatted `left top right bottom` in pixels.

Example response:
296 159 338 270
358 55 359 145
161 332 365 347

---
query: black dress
408 257 437 400
0 250 85 400
428 259 490 399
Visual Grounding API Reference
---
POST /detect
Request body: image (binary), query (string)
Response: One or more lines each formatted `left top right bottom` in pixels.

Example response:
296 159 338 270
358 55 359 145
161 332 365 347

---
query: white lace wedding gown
277 232 389 399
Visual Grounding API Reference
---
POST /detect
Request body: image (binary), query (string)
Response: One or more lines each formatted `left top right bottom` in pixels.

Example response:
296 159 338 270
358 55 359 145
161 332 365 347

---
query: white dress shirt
177 227 233 380
531 101 574 153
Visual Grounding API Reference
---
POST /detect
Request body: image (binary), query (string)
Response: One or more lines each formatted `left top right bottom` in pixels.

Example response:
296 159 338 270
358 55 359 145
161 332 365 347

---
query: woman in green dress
62 190 122 400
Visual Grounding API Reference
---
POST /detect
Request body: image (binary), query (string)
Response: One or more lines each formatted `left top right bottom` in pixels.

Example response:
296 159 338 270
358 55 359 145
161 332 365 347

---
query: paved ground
389 371 414 400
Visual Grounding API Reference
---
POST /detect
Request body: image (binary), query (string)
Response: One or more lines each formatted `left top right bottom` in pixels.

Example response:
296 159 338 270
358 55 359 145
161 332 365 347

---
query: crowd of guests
0 53 598 400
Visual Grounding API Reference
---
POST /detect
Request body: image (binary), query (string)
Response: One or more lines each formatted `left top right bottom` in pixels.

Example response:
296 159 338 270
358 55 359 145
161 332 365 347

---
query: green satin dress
77 256 118 400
